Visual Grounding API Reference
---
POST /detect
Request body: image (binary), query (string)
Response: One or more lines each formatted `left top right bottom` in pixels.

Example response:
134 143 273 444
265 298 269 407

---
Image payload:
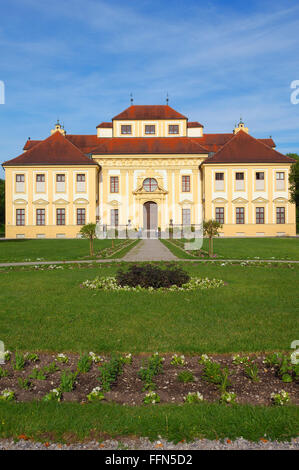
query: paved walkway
122 239 177 261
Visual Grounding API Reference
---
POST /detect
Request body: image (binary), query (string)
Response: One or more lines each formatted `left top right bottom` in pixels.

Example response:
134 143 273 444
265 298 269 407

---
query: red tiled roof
23 135 100 154
3 131 98 167
112 105 187 120
96 122 113 129
91 137 209 155
188 121 204 128
193 134 276 153
203 130 294 164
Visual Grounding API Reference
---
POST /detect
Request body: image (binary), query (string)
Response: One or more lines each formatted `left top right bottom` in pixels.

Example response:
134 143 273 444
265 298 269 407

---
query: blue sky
1 0 299 178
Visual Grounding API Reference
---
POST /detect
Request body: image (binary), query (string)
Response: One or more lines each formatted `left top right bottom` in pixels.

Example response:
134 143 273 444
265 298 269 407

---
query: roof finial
130 93 134 105
166 92 169 105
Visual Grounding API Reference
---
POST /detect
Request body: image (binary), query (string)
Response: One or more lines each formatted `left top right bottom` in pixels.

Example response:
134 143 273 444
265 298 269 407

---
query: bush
116 264 190 289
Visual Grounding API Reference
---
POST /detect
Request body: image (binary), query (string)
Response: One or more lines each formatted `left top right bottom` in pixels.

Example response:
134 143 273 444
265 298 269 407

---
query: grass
0 262 298 353
0 402 298 443
162 237 299 260
0 238 134 263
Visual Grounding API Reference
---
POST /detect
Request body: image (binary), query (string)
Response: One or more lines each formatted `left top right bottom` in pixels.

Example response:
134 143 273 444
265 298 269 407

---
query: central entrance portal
143 201 158 238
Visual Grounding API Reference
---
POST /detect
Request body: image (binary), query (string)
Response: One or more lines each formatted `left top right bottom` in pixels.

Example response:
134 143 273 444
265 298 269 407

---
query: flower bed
81 276 225 291
0 352 297 406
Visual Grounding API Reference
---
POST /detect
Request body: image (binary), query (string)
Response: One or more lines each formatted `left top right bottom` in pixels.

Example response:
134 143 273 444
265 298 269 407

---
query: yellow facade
3 105 297 238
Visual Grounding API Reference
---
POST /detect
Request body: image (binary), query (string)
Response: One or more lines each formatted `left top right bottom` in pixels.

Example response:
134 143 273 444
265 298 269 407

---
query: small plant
120 353 132 365
87 387 105 402
77 353 92 373
13 351 26 371
271 390 290 406
4 351 11 361
29 368 46 380
0 389 15 401
198 354 210 364
17 378 31 390
202 360 231 391
43 388 62 402
43 362 59 375
178 370 194 383
60 371 78 392
56 353 69 364
0 367 8 378
220 391 237 404
184 392 203 404
170 354 186 366
25 353 39 362
232 354 250 365
138 353 164 391
263 352 283 367
89 352 103 363
143 391 160 404
98 356 124 392
244 362 260 382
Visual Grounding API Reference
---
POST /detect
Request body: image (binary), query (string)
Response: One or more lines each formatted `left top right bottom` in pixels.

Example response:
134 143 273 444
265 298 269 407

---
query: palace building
2 104 296 238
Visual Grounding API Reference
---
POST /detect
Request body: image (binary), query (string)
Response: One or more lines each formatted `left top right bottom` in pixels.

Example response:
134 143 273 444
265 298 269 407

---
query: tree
203 219 223 257
0 179 5 226
287 153 299 232
79 223 97 257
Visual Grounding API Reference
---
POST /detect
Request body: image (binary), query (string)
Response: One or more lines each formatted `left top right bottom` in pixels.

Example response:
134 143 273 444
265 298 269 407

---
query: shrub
116 264 190 289
138 353 164 391
98 356 124 392
178 370 194 383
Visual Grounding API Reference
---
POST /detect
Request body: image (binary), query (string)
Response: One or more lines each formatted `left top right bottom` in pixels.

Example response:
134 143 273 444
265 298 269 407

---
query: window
143 178 158 192
256 172 265 190
110 176 119 193
16 209 25 226
256 207 264 224
36 209 45 226
56 208 65 225
235 172 245 191
276 172 285 190
77 208 86 225
56 174 65 192
36 174 45 193
276 207 285 224
111 209 119 226
236 207 245 224
121 125 132 135
145 125 155 134
215 172 224 191
182 208 191 225
168 124 179 134
76 174 86 192
16 174 25 192
215 207 224 224
182 175 190 192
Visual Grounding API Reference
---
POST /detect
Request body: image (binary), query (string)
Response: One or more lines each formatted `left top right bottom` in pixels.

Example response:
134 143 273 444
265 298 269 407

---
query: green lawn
0 262 298 353
0 238 133 263
0 402 298 443
162 237 299 260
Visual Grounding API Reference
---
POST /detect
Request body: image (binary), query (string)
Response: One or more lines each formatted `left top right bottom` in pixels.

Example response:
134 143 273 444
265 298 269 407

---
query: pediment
273 197 288 203
179 199 194 205
107 200 121 206
74 197 89 204
33 198 49 205
133 184 168 196
13 198 28 205
212 197 228 203
53 198 69 205
232 197 248 204
252 197 268 203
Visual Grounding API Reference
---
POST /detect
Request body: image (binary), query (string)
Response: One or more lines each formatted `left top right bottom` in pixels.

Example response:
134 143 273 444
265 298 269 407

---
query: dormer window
168 124 179 134
145 125 155 135
121 125 132 135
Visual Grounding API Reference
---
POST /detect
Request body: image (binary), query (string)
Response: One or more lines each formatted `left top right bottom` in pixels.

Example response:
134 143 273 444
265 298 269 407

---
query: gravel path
122 239 177 261
0 437 298 450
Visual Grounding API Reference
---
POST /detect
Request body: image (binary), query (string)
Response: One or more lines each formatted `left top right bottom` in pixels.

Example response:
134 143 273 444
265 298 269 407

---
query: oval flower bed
80 276 225 291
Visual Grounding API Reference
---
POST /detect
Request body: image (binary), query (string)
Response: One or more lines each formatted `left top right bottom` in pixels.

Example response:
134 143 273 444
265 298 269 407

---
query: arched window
143 178 158 192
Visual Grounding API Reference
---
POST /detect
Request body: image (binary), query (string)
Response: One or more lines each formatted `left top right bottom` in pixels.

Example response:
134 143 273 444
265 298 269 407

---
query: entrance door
143 201 158 237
